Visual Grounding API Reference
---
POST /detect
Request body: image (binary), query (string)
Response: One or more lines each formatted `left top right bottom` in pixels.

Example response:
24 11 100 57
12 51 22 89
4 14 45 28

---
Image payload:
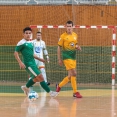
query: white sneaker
49 91 58 98
21 86 29 96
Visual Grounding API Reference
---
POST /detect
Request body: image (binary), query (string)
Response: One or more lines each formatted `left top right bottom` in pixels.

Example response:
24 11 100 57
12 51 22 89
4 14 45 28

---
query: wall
0 5 117 45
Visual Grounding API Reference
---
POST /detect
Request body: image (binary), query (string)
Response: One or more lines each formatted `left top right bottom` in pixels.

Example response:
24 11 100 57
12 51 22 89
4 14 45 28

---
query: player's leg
28 59 39 92
28 77 33 92
34 73 58 97
21 65 39 96
28 60 50 94
40 67 50 85
70 68 82 98
21 77 35 96
22 65 58 97
56 60 71 92
69 69 77 93
39 61 50 85
56 76 70 92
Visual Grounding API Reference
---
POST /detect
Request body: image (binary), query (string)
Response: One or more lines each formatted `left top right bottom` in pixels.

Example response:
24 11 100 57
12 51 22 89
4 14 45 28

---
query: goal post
30 25 116 86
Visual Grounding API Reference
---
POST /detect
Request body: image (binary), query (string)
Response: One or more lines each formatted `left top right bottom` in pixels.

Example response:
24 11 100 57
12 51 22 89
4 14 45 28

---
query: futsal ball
28 91 39 101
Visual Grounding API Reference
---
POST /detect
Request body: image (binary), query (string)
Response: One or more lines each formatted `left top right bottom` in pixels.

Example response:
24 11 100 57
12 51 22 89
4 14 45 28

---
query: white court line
111 86 116 117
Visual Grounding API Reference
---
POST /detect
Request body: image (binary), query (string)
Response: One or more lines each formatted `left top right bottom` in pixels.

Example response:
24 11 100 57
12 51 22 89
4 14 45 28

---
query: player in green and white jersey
14 27 58 97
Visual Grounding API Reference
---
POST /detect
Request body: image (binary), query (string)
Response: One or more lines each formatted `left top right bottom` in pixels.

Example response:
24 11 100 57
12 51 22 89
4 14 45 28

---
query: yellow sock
71 76 77 93
59 76 70 87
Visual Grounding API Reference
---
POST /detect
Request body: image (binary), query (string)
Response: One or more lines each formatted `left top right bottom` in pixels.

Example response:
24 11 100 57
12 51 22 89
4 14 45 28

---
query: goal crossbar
30 25 115 29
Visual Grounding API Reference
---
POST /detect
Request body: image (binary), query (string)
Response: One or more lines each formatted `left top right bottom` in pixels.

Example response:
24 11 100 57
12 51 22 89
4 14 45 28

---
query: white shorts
35 59 45 68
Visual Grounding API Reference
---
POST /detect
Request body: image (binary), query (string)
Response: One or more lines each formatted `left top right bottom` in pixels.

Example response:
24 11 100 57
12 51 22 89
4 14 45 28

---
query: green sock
40 81 50 93
26 79 35 88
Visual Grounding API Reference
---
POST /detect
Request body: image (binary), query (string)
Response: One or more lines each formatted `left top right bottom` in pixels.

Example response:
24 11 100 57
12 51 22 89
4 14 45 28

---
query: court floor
0 86 117 117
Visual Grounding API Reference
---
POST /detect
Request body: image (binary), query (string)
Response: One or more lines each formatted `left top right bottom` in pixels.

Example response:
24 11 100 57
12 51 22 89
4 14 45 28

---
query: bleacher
0 0 116 5
74 0 109 4
0 0 31 4
34 0 70 4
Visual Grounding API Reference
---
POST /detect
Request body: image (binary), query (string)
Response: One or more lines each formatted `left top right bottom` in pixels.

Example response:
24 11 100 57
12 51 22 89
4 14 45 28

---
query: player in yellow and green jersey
14 27 58 98
56 20 82 98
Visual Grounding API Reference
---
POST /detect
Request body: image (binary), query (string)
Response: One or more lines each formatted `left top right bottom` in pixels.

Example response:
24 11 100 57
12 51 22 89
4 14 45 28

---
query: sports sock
29 86 33 92
26 79 35 88
40 81 50 93
59 76 70 87
40 68 47 82
71 76 77 93
28 77 34 92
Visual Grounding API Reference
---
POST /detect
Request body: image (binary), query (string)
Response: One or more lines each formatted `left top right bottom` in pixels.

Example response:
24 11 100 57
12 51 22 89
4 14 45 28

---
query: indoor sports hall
0 0 117 117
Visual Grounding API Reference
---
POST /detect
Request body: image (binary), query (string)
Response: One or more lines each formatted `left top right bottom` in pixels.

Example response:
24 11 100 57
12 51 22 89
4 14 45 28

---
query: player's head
23 27 32 41
36 31 42 41
66 20 74 34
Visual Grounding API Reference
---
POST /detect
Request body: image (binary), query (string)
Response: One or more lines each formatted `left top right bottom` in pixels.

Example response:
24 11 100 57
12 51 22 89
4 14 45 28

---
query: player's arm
43 41 49 63
33 54 46 63
57 45 63 66
57 36 64 66
57 45 61 60
14 51 26 69
14 42 26 69
75 35 82 51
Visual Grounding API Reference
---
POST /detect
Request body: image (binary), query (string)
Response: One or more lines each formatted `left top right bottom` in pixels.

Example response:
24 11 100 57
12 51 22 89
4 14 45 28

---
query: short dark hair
66 20 73 26
36 31 42 34
23 27 32 33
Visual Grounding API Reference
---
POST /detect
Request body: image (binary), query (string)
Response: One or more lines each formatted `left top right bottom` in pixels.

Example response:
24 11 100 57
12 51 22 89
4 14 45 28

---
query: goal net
30 25 116 88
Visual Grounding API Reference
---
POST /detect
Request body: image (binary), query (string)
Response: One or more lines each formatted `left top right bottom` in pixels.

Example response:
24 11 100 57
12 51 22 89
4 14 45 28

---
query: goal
30 25 116 86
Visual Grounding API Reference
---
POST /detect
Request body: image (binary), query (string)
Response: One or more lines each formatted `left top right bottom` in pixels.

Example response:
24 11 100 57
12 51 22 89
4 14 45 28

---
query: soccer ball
28 91 39 101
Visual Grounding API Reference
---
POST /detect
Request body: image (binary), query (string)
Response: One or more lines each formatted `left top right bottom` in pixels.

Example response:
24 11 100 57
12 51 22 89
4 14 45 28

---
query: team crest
70 42 74 47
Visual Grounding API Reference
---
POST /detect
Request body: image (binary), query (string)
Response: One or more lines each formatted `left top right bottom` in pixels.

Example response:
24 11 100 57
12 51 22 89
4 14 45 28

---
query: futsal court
0 82 116 117
0 1 117 117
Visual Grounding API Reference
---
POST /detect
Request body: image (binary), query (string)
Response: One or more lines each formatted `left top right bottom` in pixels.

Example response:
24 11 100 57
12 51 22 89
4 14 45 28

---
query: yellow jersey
58 32 78 60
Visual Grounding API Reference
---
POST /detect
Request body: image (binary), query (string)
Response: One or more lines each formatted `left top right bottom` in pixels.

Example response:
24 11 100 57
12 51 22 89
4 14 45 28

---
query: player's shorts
25 65 41 79
35 59 45 68
63 59 76 70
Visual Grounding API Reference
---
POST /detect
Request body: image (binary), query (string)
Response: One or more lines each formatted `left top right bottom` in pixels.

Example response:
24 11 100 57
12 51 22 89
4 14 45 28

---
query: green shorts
25 65 41 79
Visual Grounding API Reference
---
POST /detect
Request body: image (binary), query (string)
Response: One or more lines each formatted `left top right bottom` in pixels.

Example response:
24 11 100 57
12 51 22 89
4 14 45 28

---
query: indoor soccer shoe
21 86 29 96
50 91 58 98
56 84 61 92
73 92 82 98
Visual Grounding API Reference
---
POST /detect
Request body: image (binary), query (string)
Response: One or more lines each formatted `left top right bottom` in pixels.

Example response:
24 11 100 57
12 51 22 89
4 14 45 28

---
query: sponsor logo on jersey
35 47 40 53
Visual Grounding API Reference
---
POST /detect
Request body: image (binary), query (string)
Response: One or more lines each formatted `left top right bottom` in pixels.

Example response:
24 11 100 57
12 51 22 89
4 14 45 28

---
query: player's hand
75 45 82 51
34 55 46 63
58 59 63 66
47 58 50 63
19 62 26 69
40 58 46 63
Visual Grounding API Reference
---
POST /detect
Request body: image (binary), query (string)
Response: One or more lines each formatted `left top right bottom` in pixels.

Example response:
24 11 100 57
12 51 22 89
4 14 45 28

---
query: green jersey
15 39 36 67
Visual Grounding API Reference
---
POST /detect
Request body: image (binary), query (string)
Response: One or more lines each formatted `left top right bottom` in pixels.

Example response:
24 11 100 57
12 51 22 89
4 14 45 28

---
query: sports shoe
50 91 58 98
73 92 82 98
56 84 61 92
21 86 29 96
